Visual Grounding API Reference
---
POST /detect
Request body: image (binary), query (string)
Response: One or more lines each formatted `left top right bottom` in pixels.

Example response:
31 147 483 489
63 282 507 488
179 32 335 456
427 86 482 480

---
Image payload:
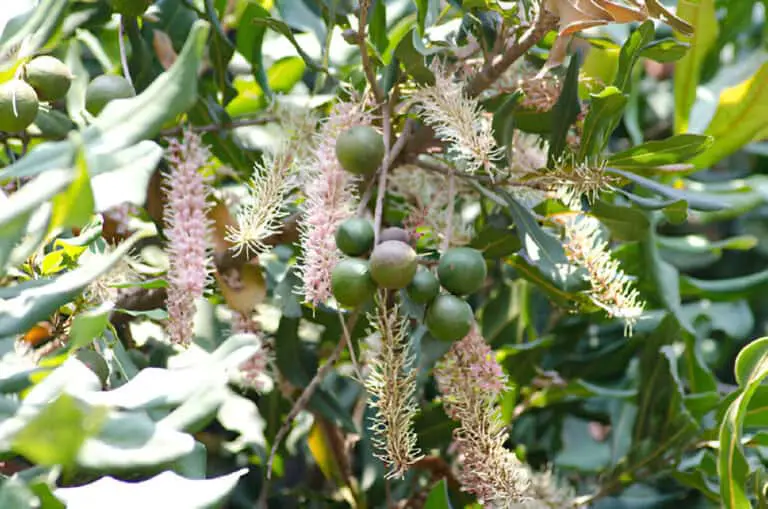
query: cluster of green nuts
330 217 487 342
0 55 73 133
0 52 136 133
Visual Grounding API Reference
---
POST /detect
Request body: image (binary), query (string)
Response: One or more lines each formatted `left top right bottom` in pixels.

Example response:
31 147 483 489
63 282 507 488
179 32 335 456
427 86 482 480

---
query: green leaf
579 86 627 160
251 16 325 73
54 469 247 508
642 230 693 334
69 302 114 351
614 21 654 92
548 53 581 165
673 0 718 133
236 3 271 98
12 393 106 470
415 0 440 35
0 230 150 337
719 337 768 508
204 0 237 104
681 269 768 301
49 138 95 233
424 479 453 509
692 62 768 168
640 38 690 62
497 190 575 291
591 200 650 242
607 135 713 170
0 0 68 60
368 0 388 56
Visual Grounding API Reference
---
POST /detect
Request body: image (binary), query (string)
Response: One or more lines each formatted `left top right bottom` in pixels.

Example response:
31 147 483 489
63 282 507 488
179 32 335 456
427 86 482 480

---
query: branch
257 311 360 508
465 9 558 98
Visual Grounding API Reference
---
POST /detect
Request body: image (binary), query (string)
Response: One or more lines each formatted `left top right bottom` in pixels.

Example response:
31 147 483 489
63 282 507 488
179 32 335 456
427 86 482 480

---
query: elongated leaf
681 269 768 301
55 469 247 508
607 135 713 170
579 86 627 160
614 21 654 92
719 337 768 508
674 0 718 133
0 0 68 59
49 139 94 233
692 63 768 168
548 53 581 165
498 190 575 291
251 17 324 72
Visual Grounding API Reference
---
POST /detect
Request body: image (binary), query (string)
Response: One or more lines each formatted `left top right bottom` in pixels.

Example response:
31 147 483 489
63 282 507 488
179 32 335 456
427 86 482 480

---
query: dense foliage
1 0 768 508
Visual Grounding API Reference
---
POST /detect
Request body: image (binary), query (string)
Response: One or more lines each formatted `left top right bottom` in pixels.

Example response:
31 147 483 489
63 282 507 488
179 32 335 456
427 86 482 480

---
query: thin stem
441 172 455 251
465 8 558 98
118 16 134 89
357 0 385 105
339 311 363 381
373 110 392 242
258 311 359 508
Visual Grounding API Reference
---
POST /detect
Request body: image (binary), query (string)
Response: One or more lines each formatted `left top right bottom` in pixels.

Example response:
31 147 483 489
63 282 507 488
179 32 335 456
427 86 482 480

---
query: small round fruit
379 226 411 245
336 217 375 256
335 125 385 175
425 294 473 341
437 247 487 296
85 75 135 115
23 56 73 102
111 0 152 17
369 240 418 289
331 258 376 307
407 266 440 304
0 79 39 132
75 349 109 385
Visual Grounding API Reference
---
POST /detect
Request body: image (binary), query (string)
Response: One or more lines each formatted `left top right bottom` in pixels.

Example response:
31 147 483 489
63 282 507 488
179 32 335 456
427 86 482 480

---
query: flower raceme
297 101 372 306
411 63 502 175
434 328 531 507
163 130 212 347
364 298 422 479
554 213 644 335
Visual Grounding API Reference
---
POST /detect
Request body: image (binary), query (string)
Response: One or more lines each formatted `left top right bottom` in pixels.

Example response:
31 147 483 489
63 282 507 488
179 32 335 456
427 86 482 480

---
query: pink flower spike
163 130 212 347
297 101 371 305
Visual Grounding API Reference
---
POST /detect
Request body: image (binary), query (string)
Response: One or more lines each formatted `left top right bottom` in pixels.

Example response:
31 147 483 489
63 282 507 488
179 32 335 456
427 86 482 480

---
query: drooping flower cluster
226 150 295 257
364 297 422 479
434 328 531 507
163 130 212 346
297 101 371 305
555 214 644 335
226 102 316 257
411 63 502 174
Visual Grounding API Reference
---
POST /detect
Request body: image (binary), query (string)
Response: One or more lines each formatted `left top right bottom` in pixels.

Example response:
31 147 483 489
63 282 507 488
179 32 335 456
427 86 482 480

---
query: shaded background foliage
0 0 767 508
